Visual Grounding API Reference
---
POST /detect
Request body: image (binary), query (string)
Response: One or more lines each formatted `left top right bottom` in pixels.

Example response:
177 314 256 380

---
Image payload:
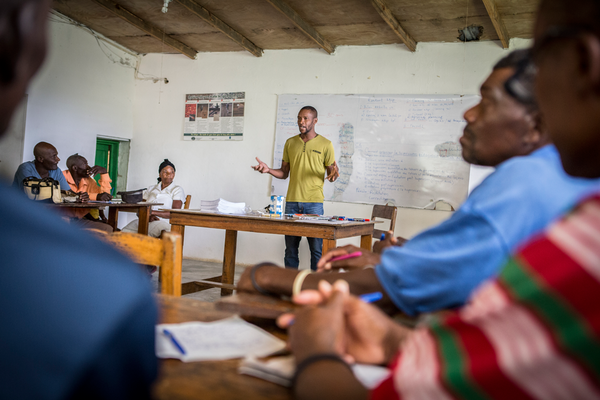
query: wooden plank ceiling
52 0 539 59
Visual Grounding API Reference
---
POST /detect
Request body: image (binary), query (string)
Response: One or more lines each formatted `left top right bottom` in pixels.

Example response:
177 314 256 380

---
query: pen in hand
328 251 362 263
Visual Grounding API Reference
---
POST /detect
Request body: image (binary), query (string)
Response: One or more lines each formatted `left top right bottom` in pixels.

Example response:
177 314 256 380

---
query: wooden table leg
360 234 373 251
171 224 184 236
322 239 336 255
138 206 150 235
221 229 237 296
107 207 118 231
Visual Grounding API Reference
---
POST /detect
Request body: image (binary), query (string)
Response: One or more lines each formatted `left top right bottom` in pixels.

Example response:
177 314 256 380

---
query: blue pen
380 233 386 240
359 292 383 303
163 329 186 355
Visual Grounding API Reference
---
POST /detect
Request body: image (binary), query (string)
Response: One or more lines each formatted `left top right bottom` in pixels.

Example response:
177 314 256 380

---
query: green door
95 139 120 194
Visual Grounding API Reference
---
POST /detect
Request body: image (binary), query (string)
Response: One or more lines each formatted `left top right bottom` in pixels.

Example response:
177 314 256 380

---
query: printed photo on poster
183 92 244 141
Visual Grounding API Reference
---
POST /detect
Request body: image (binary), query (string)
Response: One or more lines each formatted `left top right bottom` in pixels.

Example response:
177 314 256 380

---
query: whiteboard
271 94 479 210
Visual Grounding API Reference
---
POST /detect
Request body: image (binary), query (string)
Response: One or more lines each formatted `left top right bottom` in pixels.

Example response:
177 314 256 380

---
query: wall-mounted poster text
183 92 244 141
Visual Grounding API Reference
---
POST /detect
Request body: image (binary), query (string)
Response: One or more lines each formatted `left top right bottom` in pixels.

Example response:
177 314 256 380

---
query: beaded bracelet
250 263 275 296
291 353 352 387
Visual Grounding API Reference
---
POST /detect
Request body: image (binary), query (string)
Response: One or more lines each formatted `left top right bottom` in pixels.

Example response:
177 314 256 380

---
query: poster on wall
182 92 244 141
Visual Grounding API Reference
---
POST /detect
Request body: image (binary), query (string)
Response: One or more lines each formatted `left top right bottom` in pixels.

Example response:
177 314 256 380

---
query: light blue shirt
375 145 600 316
12 161 70 191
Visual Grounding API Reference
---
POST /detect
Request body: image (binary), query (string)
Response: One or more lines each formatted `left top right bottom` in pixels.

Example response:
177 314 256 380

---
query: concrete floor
151 258 247 302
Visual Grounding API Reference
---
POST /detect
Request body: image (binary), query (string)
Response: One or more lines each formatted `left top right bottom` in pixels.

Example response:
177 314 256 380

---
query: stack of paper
155 316 286 362
200 198 246 214
239 355 391 388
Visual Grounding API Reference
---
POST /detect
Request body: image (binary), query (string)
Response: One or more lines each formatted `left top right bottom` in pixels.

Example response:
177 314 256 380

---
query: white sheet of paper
239 355 391 389
156 316 286 362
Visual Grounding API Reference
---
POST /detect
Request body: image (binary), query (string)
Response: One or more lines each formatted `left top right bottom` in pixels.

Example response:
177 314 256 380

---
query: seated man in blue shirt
0 1 157 398
12 141 70 191
238 49 600 316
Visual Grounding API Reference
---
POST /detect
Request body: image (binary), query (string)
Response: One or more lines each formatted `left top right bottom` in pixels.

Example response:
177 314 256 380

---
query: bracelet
292 353 351 387
292 269 312 297
250 263 275 296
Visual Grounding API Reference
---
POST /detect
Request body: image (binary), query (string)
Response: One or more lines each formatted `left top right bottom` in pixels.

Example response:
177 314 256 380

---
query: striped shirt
373 194 600 400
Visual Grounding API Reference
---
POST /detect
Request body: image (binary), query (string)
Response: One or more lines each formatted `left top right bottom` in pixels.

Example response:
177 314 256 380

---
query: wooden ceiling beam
481 0 510 48
370 0 416 52
91 0 197 59
264 0 335 54
173 0 263 57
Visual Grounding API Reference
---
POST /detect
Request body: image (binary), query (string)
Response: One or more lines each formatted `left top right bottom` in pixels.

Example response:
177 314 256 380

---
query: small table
153 295 291 400
167 210 377 296
50 202 161 235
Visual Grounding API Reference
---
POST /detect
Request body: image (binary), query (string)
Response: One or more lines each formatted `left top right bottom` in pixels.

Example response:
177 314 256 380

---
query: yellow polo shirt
283 134 335 202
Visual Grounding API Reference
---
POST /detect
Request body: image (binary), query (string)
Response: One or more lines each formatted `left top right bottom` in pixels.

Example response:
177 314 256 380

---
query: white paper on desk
155 316 286 362
239 355 391 389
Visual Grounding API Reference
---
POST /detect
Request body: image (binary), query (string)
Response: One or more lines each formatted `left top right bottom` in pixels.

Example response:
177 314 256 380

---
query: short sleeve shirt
144 182 185 220
282 134 335 203
12 161 71 191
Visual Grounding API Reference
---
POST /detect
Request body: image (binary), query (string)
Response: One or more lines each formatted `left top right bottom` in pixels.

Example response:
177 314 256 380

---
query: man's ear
522 109 548 148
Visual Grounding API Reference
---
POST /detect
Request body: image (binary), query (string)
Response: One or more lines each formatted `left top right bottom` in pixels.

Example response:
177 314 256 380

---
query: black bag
22 176 62 203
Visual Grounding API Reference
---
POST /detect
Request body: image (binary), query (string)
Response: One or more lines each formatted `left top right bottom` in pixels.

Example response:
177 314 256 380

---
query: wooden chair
96 231 182 296
371 204 397 240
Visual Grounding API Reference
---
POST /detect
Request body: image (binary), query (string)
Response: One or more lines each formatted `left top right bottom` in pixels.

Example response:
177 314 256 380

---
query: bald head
33 142 60 171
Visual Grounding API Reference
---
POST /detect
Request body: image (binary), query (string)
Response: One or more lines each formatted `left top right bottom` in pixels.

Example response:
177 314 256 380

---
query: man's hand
278 280 407 365
251 157 270 174
96 192 112 201
77 192 90 203
149 210 160 222
326 161 339 182
316 244 381 272
238 266 260 293
373 231 409 254
88 165 108 176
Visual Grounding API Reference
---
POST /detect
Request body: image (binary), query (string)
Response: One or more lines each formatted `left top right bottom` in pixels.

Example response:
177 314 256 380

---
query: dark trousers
284 202 324 271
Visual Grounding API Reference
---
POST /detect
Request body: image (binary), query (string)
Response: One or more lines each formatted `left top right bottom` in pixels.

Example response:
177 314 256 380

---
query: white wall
131 39 530 268
22 17 136 170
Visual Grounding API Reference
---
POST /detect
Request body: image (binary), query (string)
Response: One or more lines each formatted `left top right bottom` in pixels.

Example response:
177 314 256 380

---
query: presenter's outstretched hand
316 244 381 272
251 157 270 174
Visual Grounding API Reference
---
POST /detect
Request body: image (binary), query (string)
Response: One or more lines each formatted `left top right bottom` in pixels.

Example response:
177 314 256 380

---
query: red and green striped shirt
373 194 600 400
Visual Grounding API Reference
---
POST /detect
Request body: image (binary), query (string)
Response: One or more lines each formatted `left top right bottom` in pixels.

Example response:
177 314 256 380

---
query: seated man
0 0 157 398
12 141 70 191
280 2 600 397
62 153 113 232
239 49 600 317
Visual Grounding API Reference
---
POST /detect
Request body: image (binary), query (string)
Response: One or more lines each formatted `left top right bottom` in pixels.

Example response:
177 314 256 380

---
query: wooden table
154 295 291 400
167 210 377 296
50 202 159 235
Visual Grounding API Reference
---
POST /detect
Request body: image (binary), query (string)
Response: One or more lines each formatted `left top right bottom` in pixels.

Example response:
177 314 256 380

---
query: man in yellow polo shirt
252 106 339 270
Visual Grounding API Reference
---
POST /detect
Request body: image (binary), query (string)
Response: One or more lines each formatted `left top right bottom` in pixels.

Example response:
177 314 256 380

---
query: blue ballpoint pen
163 329 186 355
359 291 383 303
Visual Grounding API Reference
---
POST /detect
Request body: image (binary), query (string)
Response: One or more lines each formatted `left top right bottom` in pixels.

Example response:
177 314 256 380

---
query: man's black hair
299 106 318 118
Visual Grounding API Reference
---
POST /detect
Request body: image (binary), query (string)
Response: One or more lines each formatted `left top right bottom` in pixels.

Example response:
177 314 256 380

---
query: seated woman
122 159 185 237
